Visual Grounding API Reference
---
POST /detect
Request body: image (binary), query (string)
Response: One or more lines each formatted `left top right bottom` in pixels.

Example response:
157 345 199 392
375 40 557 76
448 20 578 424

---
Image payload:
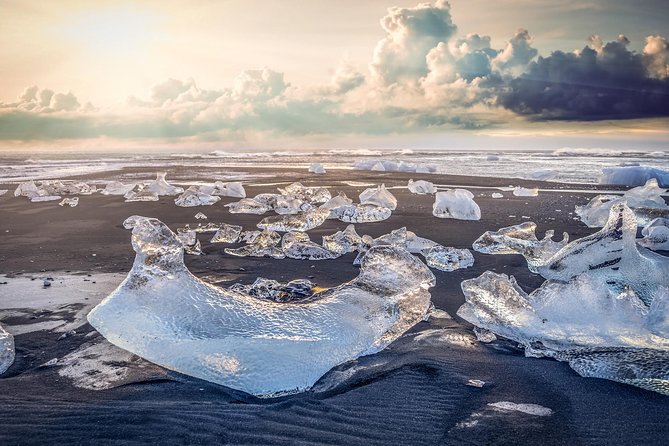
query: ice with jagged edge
257 208 330 232
174 187 221 207
225 198 271 214
472 222 569 273
210 224 243 244
308 163 326 174
320 192 353 219
359 184 397 210
281 232 340 260
229 278 316 302
433 189 481 220
421 246 474 272
124 185 159 202
0 323 14 375
14 179 96 202
639 218 669 250
195 212 207 220
322 224 364 254
513 187 539 197
407 179 436 194
576 179 669 227
209 181 246 198
278 182 331 204
101 181 135 196
87 215 435 396
145 172 184 196
336 204 392 223
59 197 79 207
225 228 285 259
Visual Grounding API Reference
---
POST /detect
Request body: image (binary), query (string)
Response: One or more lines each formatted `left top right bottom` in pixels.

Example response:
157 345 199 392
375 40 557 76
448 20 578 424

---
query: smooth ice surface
353 159 436 173
145 172 184 196
601 166 669 187
513 187 539 197
174 187 221 207
408 179 436 194
308 163 326 174
59 197 79 207
359 184 397 210
88 216 435 396
281 232 340 260
422 246 474 272
257 208 330 232
225 198 271 214
526 170 558 181
433 189 481 220
211 181 246 198
639 218 669 250
0 323 14 374
472 222 569 273
488 402 553 416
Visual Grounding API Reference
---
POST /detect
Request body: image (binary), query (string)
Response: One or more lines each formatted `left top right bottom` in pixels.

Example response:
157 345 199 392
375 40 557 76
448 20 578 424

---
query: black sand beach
0 168 666 445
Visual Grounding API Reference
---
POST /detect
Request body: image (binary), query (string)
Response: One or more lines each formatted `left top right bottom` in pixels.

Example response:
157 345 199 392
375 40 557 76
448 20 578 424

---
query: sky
0 0 668 152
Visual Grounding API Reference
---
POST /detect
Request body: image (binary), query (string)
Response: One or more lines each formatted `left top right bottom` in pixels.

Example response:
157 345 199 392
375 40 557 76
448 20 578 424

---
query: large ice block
433 189 481 220
0 323 14 375
336 204 392 223
88 216 435 396
322 225 363 254
422 246 474 272
225 229 285 259
101 181 136 196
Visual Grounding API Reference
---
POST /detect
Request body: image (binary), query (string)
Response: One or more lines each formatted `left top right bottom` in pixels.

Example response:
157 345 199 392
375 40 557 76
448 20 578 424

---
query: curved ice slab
433 189 481 220
145 172 184 196
87 216 435 396
472 222 569 273
0 323 14 374
257 208 330 232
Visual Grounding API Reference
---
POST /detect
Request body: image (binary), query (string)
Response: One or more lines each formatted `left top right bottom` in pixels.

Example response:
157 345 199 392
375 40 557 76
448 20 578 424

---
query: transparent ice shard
278 182 332 204
273 196 311 215
225 198 271 214
281 232 340 260
174 187 221 207
337 204 392 223
30 195 61 202
320 192 353 219
257 208 330 232
433 189 481 220
228 278 316 302
359 184 397 210
308 163 326 174
406 231 439 253
491 192 503 198
472 222 569 273
0 323 14 375
211 181 246 198
322 224 363 254
407 179 436 194
513 187 539 197
210 224 243 244
352 228 408 265
422 246 474 271
101 181 135 195
124 185 159 202
195 212 207 220
639 218 669 250
59 197 79 207
14 180 40 198
145 172 184 196
225 229 285 259
88 216 435 396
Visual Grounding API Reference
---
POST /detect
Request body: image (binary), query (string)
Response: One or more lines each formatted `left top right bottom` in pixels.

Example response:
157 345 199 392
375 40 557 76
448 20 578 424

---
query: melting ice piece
353 228 408 265
308 163 326 174
226 198 271 214
31 195 62 202
0 323 14 375
421 246 474 271
320 192 353 219
195 212 207 220
145 172 184 196
225 229 285 259
513 187 539 197
101 181 135 196
124 185 159 202
174 187 221 207
210 224 243 244
407 179 436 195
337 204 392 223
491 192 503 199
88 216 435 396
257 208 330 232
639 218 669 250
406 231 439 253
211 181 246 198
273 196 311 215
278 182 331 204
472 222 569 273
281 232 340 260
359 184 398 210
322 225 363 254
59 197 79 207
433 189 481 220
229 278 316 302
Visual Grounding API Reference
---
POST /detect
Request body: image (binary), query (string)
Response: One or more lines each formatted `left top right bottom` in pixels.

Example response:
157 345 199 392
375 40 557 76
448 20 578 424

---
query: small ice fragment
101 181 135 195
0 190 7 196
257 208 330 232
226 198 271 214
488 402 552 416
59 197 79 207
466 379 485 388
473 327 497 343
407 179 436 194
308 163 326 174
210 224 243 244
639 218 669 250
124 185 159 202
145 172 184 196
486 155 500 161
195 212 208 220
433 189 481 220
282 232 340 260
359 184 397 210
322 225 363 254
421 246 474 271
491 192 503 198
225 229 285 259
31 195 62 202
174 187 221 207
211 181 246 198
406 231 439 254
229 278 316 302
185 239 203 255
513 187 539 197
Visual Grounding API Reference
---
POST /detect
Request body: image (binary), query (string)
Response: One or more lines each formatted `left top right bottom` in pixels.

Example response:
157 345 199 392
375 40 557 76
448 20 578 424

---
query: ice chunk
59 197 79 207
488 402 553 416
320 192 353 219
225 198 271 214
600 166 669 187
30 195 62 202
491 192 503 198
0 323 14 374
639 218 669 250
486 155 500 161
337 204 392 223
421 246 474 271
322 225 363 254
352 228 408 265
229 278 316 302
433 189 481 220
281 232 340 260
101 181 135 196
406 231 439 253
0 190 7 196
88 216 435 396
308 163 326 174
472 222 569 273
526 169 558 181
407 179 436 194
473 327 497 343
211 181 246 198
210 224 243 244
278 182 331 204
513 187 539 197
225 229 285 259
174 187 221 207
124 185 159 202
273 196 311 215
145 172 184 196
195 212 207 220
257 208 330 232
359 184 397 210
371 162 386 171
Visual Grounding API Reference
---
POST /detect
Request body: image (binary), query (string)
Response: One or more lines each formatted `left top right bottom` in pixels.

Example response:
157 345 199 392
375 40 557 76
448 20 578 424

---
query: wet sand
0 168 666 445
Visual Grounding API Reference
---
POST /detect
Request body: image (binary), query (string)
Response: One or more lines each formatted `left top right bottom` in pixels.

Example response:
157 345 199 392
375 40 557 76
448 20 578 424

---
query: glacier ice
14 179 96 202
0 190 7 196
278 182 331 204
174 187 221 207
195 212 207 220
322 225 364 254
320 192 353 219
229 278 317 302
0 323 14 375
433 189 481 220
407 179 436 195
421 246 474 272
491 192 503 198
124 185 159 202
639 218 669 250
526 169 558 181
210 181 246 198
309 163 326 174
101 181 135 196
59 197 79 207
406 231 439 253
359 184 397 210
225 229 285 259
472 222 569 273
513 187 539 197
210 224 243 244
145 172 184 196
600 166 669 187
225 198 271 214
337 204 392 223
257 208 330 232
281 232 340 260
87 215 435 396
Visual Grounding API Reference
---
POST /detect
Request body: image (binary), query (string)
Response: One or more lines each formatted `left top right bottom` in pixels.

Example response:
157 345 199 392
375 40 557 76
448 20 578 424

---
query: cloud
2 86 82 112
491 29 538 75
